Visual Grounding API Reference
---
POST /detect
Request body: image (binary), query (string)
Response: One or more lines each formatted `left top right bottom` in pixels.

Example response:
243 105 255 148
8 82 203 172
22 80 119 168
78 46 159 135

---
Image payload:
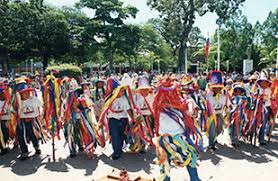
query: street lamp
25 60 28 72
30 59 34 74
185 42 191 74
157 59 161 74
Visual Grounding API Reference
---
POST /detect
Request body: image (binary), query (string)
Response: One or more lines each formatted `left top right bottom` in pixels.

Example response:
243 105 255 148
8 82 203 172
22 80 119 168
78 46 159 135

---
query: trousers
108 118 128 156
16 119 39 153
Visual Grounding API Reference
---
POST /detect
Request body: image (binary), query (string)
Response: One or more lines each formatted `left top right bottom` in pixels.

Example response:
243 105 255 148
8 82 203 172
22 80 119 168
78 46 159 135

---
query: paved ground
1 125 278 181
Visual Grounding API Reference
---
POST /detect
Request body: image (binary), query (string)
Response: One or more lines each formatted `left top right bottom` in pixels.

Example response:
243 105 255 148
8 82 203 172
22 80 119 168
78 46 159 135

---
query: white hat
137 76 151 90
121 73 133 87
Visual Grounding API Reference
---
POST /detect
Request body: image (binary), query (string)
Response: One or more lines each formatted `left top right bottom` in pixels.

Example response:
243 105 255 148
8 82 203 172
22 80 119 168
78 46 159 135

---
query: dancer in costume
181 76 206 132
228 82 249 147
206 71 231 150
134 76 155 152
99 77 136 160
153 78 202 181
63 86 102 158
250 73 273 145
15 77 45 160
0 79 14 155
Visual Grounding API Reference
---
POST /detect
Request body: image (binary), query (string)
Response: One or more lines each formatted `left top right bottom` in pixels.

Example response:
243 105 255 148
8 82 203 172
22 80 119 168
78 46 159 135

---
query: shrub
46 64 82 79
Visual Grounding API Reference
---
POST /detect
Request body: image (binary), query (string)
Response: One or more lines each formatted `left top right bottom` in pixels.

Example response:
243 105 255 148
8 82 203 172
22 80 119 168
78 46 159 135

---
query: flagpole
206 32 209 74
217 25 221 71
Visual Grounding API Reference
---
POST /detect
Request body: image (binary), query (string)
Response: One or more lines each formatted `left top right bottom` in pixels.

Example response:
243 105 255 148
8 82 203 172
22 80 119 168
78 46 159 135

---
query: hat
256 72 271 87
95 78 105 86
248 74 258 80
15 77 34 93
226 78 234 84
181 75 193 86
105 77 120 97
209 71 224 88
81 80 90 86
137 76 151 90
232 82 246 94
120 73 133 87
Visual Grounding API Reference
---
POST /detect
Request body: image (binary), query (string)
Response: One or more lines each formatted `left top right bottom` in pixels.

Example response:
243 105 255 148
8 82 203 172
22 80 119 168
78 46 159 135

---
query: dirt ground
1 125 277 181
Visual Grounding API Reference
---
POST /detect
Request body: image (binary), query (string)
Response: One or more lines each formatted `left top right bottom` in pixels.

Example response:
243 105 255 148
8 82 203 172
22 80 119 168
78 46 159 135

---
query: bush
46 64 82 79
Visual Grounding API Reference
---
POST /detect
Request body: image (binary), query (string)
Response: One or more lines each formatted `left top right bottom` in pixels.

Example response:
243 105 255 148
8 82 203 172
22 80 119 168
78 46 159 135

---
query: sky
45 0 278 37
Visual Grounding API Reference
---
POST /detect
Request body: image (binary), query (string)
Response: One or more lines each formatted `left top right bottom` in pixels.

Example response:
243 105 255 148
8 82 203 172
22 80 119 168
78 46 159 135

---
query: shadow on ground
99 149 156 174
0 149 100 176
201 125 278 165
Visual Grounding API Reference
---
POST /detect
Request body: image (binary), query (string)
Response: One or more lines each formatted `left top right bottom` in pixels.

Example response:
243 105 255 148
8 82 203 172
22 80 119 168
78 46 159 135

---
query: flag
205 38 210 59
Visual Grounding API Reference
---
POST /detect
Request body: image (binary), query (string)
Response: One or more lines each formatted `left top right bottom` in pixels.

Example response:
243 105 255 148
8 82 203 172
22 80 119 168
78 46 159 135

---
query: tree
147 0 245 72
0 0 71 71
217 13 256 72
136 23 174 72
258 8 278 67
59 7 92 64
77 0 138 73
114 24 142 70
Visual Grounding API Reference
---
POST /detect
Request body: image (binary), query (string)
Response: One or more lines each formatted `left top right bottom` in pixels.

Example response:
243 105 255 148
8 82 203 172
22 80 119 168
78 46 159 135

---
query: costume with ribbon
245 72 273 145
228 82 249 146
14 77 46 160
153 78 202 181
205 71 231 149
0 79 16 154
63 85 103 158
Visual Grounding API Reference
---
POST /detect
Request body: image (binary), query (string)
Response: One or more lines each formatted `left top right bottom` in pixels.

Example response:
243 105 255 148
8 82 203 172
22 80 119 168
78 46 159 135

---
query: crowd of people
0 69 277 181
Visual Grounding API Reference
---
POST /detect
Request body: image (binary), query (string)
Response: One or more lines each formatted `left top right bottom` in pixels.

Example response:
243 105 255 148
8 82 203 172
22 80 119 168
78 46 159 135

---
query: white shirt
257 87 271 107
184 95 198 114
159 109 185 135
0 100 11 120
20 96 42 119
107 96 131 119
135 94 154 116
206 93 231 115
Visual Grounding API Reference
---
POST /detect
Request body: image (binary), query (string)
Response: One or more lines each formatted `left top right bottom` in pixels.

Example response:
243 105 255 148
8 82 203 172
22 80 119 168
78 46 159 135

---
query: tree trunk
43 56 48 71
178 43 186 72
0 61 5 76
128 56 132 72
5 58 9 74
108 41 113 74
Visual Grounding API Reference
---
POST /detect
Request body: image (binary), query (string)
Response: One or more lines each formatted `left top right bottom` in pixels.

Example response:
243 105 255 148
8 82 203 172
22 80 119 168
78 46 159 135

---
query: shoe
19 153 29 161
0 148 9 156
139 150 146 154
78 147 84 152
231 143 236 147
260 142 267 146
111 154 120 160
208 145 217 151
70 153 77 158
35 148 41 155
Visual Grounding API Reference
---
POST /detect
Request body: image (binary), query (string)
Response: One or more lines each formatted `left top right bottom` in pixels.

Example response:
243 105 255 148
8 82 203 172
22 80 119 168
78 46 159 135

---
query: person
15 77 44 160
253 72 273 145
63 85 102 158
228 82 249 147
153 78 202 181
0 79 13 155
206 71 231 150
92 78 106 121
99 77 134 160
134 76 155 152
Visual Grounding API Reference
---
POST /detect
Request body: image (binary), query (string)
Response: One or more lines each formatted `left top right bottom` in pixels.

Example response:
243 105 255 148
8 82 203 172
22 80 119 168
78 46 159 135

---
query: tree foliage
147 0 245 72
